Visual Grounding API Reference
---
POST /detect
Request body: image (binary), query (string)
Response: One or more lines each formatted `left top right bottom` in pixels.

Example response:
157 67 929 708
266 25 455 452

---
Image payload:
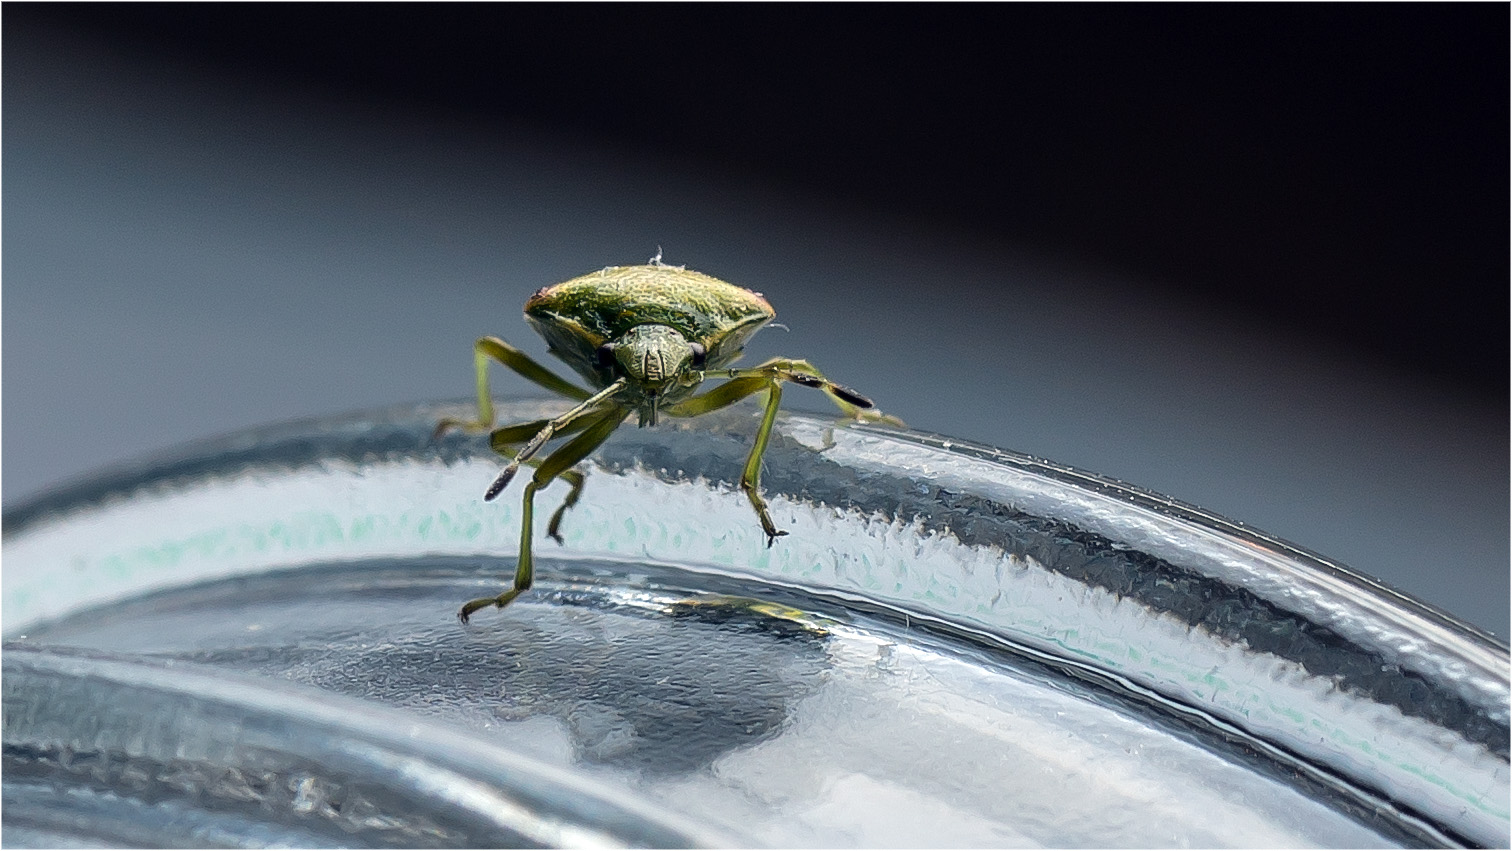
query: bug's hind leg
434 336 594 439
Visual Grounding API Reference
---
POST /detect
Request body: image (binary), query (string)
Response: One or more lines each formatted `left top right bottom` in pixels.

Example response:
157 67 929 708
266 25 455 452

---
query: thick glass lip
3 643 731 848
5 399 1508 846
928 428 1508 653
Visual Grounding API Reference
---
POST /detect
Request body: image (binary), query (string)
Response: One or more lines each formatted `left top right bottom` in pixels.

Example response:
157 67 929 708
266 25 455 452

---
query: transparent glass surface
4 400 1507 848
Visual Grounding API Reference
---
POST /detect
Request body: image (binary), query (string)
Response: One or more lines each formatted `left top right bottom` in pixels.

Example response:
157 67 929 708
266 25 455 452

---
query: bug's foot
851 409 906 427
432 419 460 441
547 508 571 545
457 588 524 623
765 529 789 548
433 418 492 441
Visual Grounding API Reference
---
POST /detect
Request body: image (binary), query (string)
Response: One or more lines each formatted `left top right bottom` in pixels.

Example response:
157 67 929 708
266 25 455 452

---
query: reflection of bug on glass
437 260 893 622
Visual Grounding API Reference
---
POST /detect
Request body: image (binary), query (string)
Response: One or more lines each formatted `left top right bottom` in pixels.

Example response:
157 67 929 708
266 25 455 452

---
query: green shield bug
436 261 891 623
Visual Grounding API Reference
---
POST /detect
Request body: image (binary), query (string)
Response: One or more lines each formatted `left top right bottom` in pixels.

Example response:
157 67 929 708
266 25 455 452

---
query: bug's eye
688 342 707 369
595 343 615 368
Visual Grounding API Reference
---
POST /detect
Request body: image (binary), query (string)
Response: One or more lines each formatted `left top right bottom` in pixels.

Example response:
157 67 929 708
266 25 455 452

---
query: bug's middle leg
489 420 591 545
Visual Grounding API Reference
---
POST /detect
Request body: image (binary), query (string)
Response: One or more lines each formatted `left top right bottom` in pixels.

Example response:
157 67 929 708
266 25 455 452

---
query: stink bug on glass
436 260 890 622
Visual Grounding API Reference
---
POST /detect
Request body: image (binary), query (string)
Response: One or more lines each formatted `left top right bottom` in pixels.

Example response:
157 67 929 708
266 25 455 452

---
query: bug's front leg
482 379 627 501
459 405 627 623
672 358 894 423
664 360 891 545
743 379 787 545
663 375 783 542
755 358 905 425
668 375 787 545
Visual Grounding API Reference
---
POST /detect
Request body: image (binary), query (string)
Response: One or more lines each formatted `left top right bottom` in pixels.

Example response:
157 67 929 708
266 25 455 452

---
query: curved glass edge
2 644 730 848
821 420 1510 716
904 426 1509 652
4 399 1508 846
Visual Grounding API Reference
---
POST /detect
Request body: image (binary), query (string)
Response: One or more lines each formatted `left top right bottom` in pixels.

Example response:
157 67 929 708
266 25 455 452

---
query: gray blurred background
4 6 1507 637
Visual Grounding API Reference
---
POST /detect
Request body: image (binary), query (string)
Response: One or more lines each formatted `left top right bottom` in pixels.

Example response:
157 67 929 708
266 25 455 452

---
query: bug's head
597 324 706 389
597 325 706 426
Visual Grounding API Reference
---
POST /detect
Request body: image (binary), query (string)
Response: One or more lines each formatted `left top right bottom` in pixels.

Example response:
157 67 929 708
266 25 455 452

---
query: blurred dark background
4 4 1508 635
16 3 1509 389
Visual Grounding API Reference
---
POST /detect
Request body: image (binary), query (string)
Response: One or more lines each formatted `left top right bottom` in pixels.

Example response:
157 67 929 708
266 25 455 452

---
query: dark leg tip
484 466 518 501
834 386 874 409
